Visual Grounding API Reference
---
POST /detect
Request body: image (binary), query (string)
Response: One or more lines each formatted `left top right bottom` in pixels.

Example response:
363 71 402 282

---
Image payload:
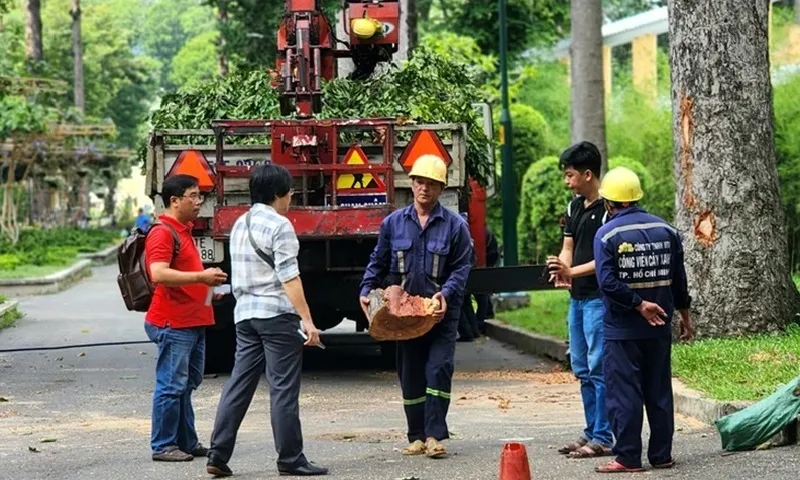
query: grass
496 289 570 340
0 264 70 280
672 326 800 402
495 281 800 402
0 294 22 330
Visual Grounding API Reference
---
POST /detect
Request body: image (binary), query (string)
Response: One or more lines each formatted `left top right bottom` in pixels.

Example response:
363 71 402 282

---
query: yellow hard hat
351 17 381 39
599 167 644 203
409 154 447 184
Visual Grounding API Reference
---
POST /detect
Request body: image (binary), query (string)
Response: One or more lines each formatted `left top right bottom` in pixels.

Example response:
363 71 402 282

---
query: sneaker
152 446 193 462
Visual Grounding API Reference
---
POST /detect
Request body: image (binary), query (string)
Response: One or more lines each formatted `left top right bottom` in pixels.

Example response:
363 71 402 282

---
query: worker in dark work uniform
359 154 473 459
591 167 694 474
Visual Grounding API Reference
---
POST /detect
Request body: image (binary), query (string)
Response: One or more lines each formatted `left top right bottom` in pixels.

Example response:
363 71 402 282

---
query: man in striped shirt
206 164 327 477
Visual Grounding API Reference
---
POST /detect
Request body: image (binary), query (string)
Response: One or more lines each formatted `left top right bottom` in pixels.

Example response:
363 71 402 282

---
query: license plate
194 236 224 264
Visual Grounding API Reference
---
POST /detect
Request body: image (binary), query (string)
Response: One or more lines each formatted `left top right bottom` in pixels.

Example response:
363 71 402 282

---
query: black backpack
117 222 180 312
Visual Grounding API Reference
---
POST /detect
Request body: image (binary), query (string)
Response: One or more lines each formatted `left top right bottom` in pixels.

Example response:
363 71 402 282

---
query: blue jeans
568 298 613 447
144 322 206 454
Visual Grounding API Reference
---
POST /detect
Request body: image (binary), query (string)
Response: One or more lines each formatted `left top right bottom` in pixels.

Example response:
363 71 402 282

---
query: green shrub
0 254 22 271
487 103 552 236
495 103 551 189
0 228 119 267
517 156 573 264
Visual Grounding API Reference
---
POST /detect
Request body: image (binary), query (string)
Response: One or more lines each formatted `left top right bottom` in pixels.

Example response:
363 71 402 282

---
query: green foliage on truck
146 48 496 187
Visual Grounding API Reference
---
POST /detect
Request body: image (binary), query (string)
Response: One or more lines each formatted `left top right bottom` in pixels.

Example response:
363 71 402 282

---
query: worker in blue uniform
591 167 694 473
359 154 473 459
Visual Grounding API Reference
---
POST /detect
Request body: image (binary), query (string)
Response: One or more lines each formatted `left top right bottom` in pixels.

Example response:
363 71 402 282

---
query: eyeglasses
181 193 205 203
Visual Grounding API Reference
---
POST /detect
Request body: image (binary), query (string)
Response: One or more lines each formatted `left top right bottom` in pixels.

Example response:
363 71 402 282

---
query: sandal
652 459 675 469
425 438 447 459
595 460 646 473
557 437 588 454
402 440 426 456
568 442 613 459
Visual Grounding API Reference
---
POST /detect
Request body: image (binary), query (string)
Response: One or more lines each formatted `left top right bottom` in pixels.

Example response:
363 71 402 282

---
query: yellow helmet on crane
409 154 447 184
599 167 644 203
351 17 382 39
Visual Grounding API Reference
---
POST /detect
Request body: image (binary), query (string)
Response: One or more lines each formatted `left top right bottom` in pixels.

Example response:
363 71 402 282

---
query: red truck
143 1 545 373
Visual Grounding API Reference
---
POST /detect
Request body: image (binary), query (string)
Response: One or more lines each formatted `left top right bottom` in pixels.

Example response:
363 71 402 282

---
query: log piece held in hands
367 285 440 341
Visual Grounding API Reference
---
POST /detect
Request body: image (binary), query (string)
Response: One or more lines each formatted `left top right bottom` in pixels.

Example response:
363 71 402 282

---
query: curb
672 379 799 447
486 320 800 448
0 300 19 317
77 241 122 265
485 319 568 363
671 378 751 425
0 259 93 297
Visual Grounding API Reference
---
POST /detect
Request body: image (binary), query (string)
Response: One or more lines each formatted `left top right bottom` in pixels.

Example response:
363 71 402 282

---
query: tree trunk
104 178 116 220
569 0 608 173
406 0 418 57
669 0 800 338
396 0 411 63
365 286 438 341
24 0 43 63
71 0 85 114
217 1 229 77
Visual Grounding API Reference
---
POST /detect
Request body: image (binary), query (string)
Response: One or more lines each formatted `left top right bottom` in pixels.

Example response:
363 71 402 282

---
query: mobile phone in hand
297 328 326 349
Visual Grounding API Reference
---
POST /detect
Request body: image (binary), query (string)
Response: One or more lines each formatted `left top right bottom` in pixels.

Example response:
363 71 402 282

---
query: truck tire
205 303 236 374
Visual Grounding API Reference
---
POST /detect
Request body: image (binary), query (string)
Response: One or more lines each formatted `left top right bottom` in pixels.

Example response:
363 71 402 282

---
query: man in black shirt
547 142 614 459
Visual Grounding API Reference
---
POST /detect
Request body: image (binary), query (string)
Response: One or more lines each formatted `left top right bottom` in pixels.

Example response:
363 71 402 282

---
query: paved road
0 266 798 479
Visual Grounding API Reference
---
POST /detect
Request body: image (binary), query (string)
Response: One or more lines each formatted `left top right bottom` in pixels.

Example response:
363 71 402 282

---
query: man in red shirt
145 174 227 462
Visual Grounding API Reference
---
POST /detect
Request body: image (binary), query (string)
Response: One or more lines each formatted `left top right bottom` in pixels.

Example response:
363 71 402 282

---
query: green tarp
715 376 800 451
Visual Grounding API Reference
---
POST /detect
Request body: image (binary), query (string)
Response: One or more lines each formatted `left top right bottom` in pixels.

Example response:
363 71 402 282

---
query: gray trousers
208 314 307 470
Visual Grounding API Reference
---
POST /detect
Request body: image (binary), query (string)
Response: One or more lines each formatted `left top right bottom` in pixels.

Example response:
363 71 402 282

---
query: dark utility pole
499 0 517 265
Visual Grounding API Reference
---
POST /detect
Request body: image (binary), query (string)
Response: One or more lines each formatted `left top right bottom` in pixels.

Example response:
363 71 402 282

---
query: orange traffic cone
499 442 532 480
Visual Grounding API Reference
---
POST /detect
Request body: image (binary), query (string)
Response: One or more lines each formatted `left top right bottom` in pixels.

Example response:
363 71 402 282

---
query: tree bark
395 0 410 63
365 286 438 341
71 0 85 114
217 1 229 77
406 0 418 57
23 0 43 63
669 0 800 338
104 177 116 220
569 0 608 173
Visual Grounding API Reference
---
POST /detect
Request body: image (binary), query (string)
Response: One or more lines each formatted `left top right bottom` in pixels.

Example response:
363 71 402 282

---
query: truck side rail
146 122 468 198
